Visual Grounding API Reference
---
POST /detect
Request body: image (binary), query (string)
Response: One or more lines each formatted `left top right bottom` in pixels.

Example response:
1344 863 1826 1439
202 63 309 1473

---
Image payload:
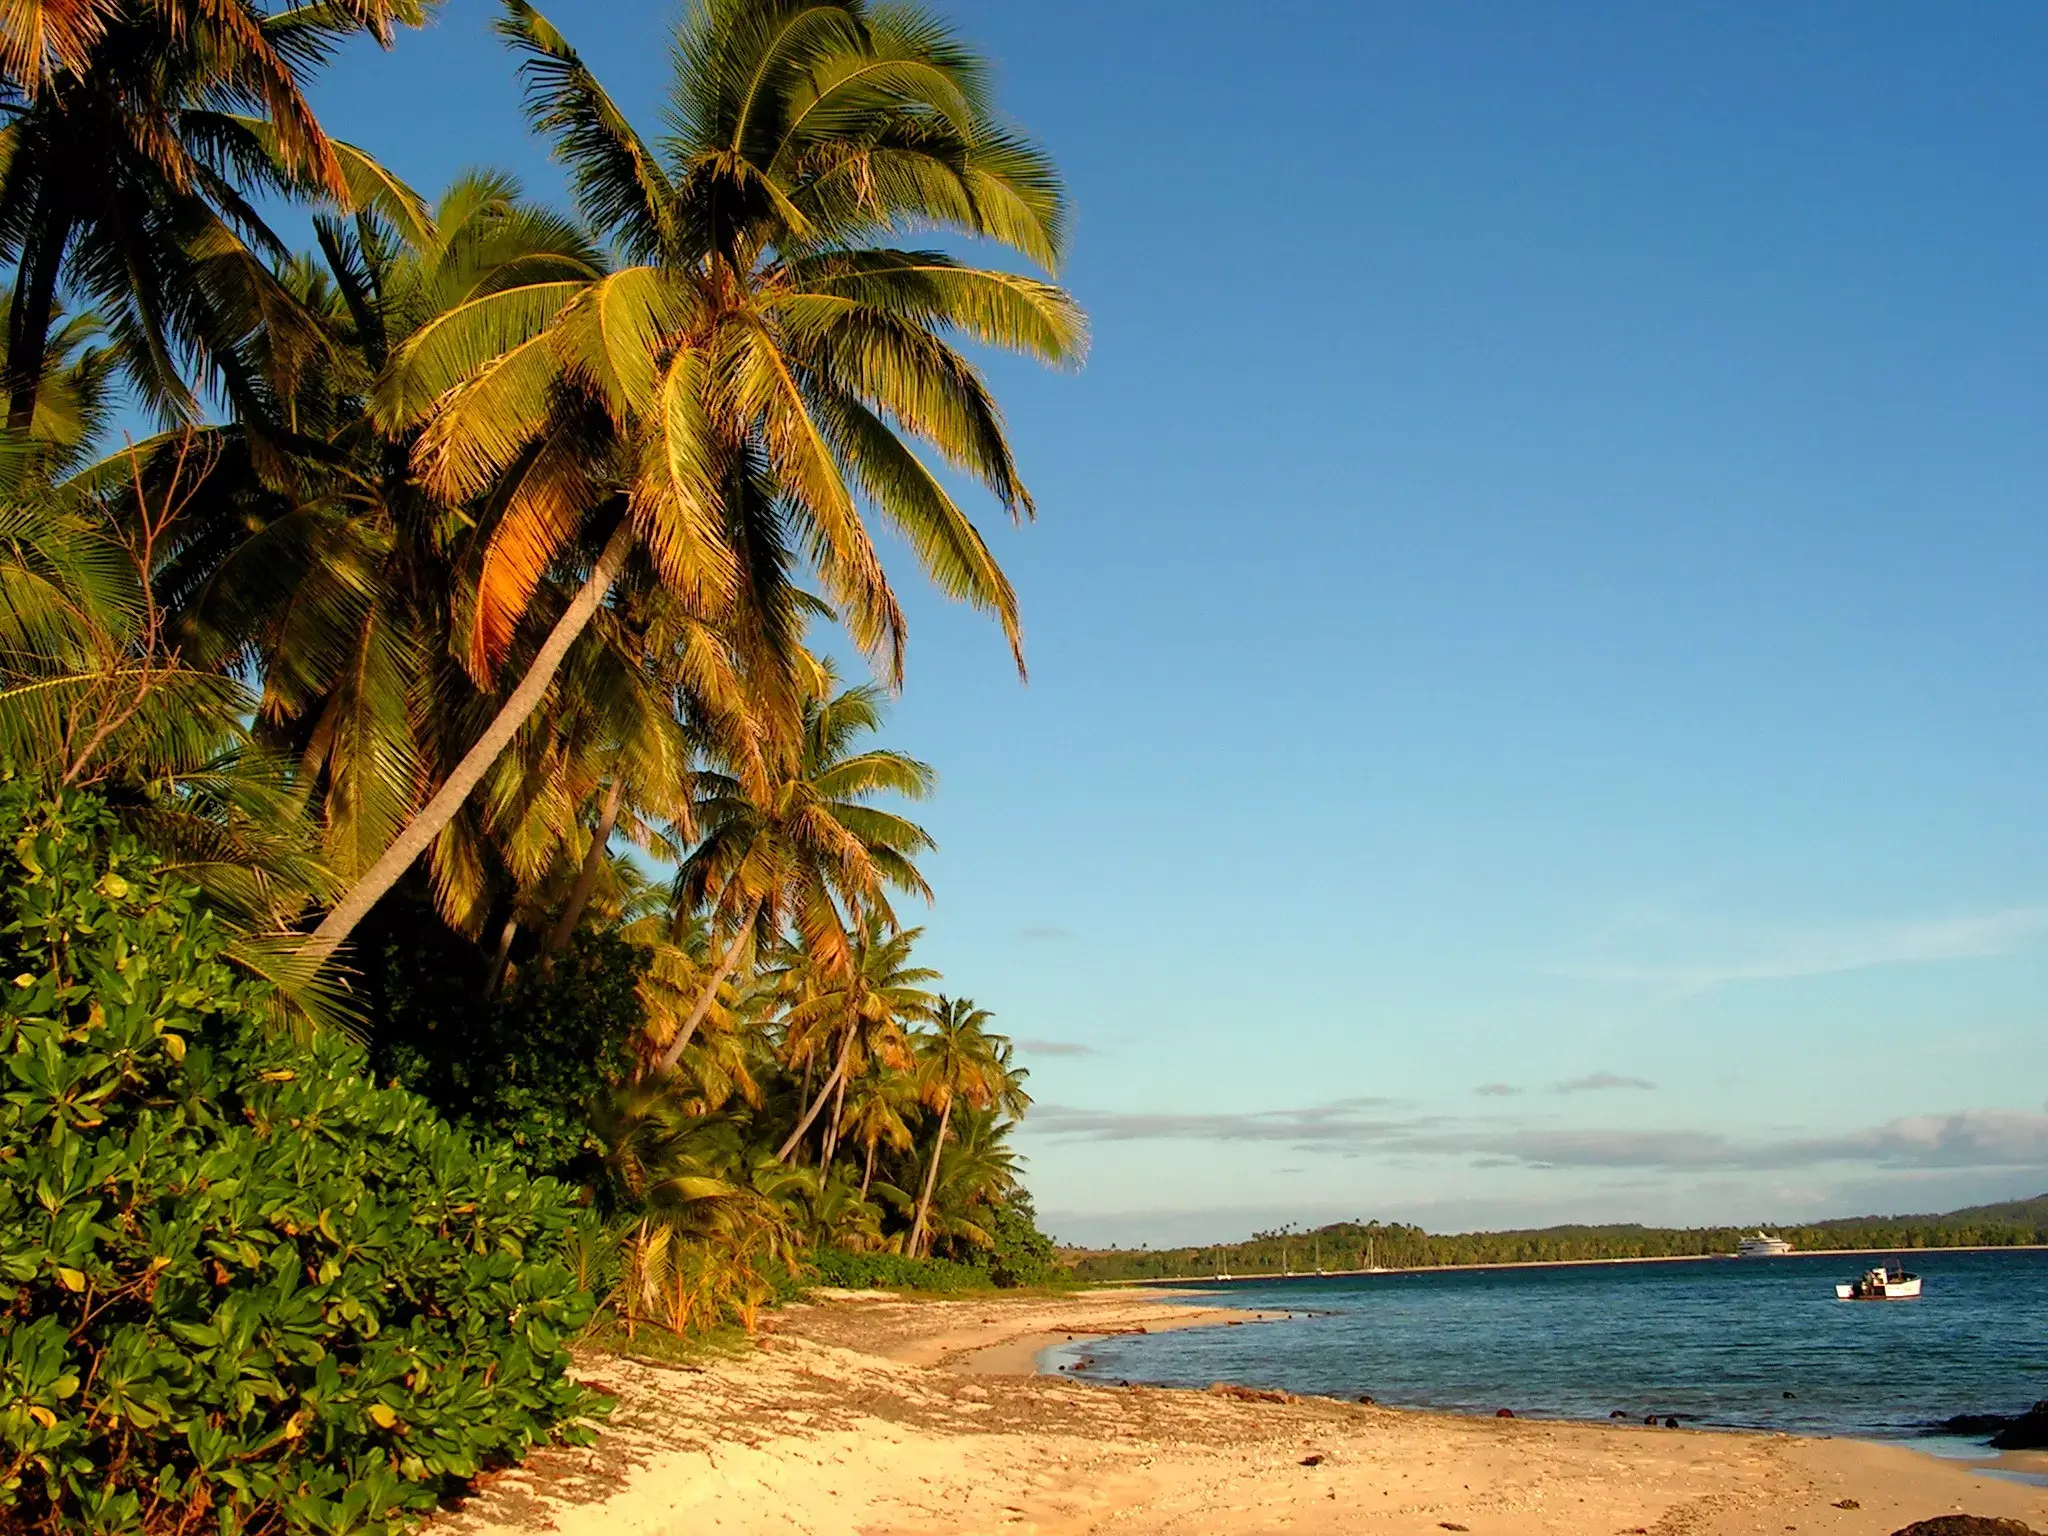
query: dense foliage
809 1250 990 1295
0 12 1077 1525
360 899 642 1182
0 790 599 1536
1065 1205 2048 1282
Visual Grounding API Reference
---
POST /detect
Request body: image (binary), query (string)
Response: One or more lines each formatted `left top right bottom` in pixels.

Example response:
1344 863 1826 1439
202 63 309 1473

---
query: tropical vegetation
0 0 1080 1530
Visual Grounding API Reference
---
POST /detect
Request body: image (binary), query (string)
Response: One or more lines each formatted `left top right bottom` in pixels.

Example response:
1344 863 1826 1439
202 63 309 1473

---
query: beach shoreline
434 1287 2048 1536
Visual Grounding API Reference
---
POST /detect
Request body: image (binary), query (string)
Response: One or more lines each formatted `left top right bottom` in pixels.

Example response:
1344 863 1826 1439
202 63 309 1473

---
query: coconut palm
158 173 624 931
906 995 1002 1256
918 1103 1023 1255
841 1064 917 1198
0 0 435 427
300 0 1085 964
653 671 935 1074
772 916 936 1162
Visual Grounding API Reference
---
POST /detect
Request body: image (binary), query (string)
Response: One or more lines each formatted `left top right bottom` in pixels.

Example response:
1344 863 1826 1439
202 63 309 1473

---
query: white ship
1736 1232 1795 1257
1836 1262 1921 1301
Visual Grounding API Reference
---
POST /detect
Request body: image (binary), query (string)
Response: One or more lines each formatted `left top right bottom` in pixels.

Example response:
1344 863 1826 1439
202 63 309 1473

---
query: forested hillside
1063 1199 2048 1281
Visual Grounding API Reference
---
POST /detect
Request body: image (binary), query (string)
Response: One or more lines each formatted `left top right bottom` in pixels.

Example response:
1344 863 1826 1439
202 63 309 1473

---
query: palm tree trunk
482 910 519 998
545 775 624 954
820 1068 850 1169
859 1138 877 1199
908 1096 953 1259
299 518 637 967
7 209 70 430
777 1027 855 1162
653 896 761 1075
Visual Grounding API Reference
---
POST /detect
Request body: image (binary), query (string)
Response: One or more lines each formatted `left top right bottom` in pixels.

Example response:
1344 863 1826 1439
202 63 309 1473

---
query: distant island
1062 1193 2048 1281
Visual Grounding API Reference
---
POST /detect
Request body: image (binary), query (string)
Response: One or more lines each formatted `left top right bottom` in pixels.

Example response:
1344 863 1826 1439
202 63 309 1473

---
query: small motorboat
1835 1262 1921 1301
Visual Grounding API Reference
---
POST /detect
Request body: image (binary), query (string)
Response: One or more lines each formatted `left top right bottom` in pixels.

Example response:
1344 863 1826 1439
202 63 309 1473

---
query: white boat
1835 1262 1921 1301
1737 1232 1795 1257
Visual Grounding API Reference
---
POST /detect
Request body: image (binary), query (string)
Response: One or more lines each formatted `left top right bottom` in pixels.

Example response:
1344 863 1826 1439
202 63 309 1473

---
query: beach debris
1494 1408 1515 1418
1834 1499 1861 1510
1887 1520 2041 1536
1439 1524 1470 1532
1357 1394 1376 1405
1988 1401 2048 1449
1300 1453 1325 1466
1207 1382 1296 1404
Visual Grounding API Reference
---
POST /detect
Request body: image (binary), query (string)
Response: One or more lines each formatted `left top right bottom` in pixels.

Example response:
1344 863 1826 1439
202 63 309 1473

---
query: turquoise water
1065 1250 2048 1440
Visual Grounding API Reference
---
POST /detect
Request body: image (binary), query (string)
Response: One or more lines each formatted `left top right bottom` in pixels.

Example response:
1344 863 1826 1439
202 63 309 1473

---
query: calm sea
1061 1249 2048 1442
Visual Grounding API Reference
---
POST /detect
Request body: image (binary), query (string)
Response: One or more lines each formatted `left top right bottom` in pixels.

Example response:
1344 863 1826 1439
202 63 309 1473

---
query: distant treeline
1062 1195 2048 1281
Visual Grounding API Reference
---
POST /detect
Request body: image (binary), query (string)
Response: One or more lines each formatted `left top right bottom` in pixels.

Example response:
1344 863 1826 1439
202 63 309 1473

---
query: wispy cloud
1017 1038 1096 1057
1561 906 2048 995
1028 1099 2048 1177
1017 924 1077 943
1474 1083 1522 1097
1466 1109 2048 1173
1552 1072 1656 1094
1030 1098 1411 1146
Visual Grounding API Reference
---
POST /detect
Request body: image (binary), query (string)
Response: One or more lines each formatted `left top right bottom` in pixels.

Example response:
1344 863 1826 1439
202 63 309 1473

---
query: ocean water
1062 1250 2048 1442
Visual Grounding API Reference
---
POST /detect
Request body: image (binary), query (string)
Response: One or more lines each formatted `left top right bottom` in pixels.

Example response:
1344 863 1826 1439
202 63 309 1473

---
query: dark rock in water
1783 1391 1797 1399
1888 1519 2040 1536
1938 1413 2012 1437
1356 1394 1375 1405
1494 1407 1514 1418
1644 1414 1660 1426
1610 1410 1629 1419
1989 1401 2048 1450
1664 1416 1681 1429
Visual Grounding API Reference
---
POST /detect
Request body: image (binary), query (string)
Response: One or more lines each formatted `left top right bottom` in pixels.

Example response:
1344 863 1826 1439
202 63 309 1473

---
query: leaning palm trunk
777 1026 856 1162
300 519 636 967
859 1139 878 1199
908 1096 954 1259
545 775 624 954
653 896 761 1074
820 1068 850 1169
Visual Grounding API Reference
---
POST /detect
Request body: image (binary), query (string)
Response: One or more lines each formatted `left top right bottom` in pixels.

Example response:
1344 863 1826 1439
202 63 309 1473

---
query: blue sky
312 1 2048 1244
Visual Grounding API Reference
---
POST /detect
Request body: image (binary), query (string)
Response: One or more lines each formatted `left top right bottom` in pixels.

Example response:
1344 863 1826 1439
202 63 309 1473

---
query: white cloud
1028 1099 2048 1176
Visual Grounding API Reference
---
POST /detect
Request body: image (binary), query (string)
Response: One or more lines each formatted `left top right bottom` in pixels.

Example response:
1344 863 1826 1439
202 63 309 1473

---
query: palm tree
916 1103 1024 1256
161 173 614 930
0 0 434 427
906 996 1002 1256
654 672 935 1074
772 916 936 1163
840 1065 917 1199
299 0 1085 965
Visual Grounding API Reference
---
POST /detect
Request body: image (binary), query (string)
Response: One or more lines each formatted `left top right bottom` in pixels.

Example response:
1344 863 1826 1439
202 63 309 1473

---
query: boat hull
1835 1277 1921 1300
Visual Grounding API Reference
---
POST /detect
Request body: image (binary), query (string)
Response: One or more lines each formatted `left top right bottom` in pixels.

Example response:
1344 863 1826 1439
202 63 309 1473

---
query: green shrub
977 1192 1067 1289
0 789 601 1536
808 1248 990 1294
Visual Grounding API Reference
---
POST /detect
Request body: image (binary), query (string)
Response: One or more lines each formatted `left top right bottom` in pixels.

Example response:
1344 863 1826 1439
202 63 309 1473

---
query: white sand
433 1289 2048 1536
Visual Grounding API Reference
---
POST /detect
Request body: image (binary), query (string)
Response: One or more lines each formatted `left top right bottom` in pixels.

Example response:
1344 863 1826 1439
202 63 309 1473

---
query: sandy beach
436 1289 2048 1536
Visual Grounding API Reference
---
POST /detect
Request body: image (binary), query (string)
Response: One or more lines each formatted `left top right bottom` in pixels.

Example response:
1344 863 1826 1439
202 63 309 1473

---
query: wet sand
435 1288 2048 1536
